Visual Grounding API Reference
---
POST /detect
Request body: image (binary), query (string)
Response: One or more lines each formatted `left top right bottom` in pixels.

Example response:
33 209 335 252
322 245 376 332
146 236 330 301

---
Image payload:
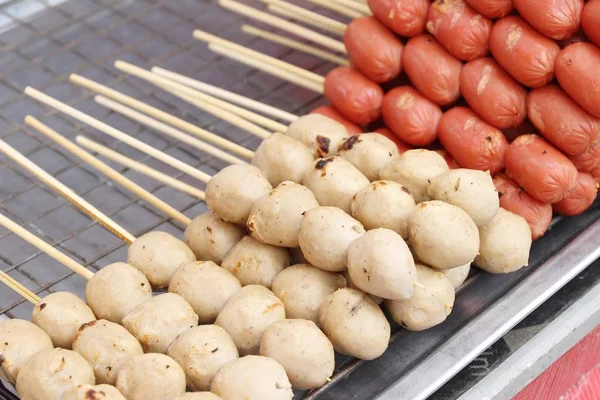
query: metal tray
0 1 599 399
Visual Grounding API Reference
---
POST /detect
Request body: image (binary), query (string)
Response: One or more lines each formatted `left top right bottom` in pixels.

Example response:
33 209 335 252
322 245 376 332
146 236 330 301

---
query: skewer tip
414 281 426 289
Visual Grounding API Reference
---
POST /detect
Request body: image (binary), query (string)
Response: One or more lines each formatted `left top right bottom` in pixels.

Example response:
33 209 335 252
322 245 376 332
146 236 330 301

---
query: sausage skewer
307 0 363 19
261 0 347 35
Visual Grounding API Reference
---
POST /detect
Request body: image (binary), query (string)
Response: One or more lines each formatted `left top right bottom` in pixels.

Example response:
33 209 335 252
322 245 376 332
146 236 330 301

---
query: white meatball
72 320 143 385
221 236 290 288
299 206 365 272
116 354 185 400
16 348 95 400
319 288 390 360
167 325 238 391
61 384 126 400
252 133 315 186
475 208 532 274
428 169 499 227
173 394 222 400
32 292 96 349
0 319 53 384
210 355 293 400
379 150 449 203
260 319 335 390
183 212 245 264
385 264 455 331
351 180 416 239
285 114 349 157
215 285 285 356
343 270 382 304
348 228 417 301
86 262 152 323
169 261 241 323
205 164 273 224
440 263 471 289
337 133 399 181
122 293 198 354
408 201 480 270
303 156 370 213
271 264 347 323
127 231 196 288
247 181 319 247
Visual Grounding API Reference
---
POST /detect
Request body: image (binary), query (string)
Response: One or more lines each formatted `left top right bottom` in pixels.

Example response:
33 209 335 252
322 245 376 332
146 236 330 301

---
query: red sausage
374 127 413 154
527 84 600 156
582 0 600 47
569 138 600 172
402 35 462 106
310 105 363 135
555 43 600 118
435 149 461 169
513 0 584 40
324 67 384 125
344 17 403 83
493 174 553 240
553 173 598 216
367 0 429 37
438 107 509 175
464 0 513 19
592 165 600 187
505 134 579 203
490 16 561 88
460 58 527 129
381 86 442 147
426 0 492 61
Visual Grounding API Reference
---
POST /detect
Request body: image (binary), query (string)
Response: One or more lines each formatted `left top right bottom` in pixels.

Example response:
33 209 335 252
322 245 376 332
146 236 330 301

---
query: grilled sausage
582 0 600 47
513 0 584 40
505 134 579 203
490 16 561 88
381 86 442 146
438 107 509 175
464 0 513 18
460 57 527 129
402 34 462 106
552 172 598 216
367 0 429 37
426 0 493 61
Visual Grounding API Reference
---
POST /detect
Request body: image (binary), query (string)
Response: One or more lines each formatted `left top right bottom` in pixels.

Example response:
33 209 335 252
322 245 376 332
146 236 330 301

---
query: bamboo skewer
219 0 347 54
331 0 372 15
151 66 298 122
94 95 248 164
241 25 349 66
155 84 274 139
69 74 254 160
0 139 136 245
25 116 192 226
0 213 94 280
306 0 363 19
114 60 287 134
24 87 212 184
0 269 40 304
263 0 347 34
75 136 206 201
193 29 326 85
209 43 323 93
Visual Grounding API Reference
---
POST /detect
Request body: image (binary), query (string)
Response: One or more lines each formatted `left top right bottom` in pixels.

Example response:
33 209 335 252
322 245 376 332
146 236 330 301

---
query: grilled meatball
116 353 185 400
285 114 350 157
183 212 245 264
337 133 399 181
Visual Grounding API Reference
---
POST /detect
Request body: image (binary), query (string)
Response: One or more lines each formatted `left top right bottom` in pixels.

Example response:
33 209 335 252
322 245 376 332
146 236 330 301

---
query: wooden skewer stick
69 74 254 160
331 0 372 15
151 66 298 122
25 116 192 226
0 269 40 304
0 213 94 280
219 0 347 54
156 84 274 140
241 25 349 67
94 95 247 165
306 0 363 19
209 43 324 94
76 136 206 201
114 60 287 134
193 28 326 85
263 0 347 34
24 87 212 184
0 139 137 245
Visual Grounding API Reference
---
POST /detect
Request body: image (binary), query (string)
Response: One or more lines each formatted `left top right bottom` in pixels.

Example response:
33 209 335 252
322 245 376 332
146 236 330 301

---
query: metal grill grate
0 0 334 322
